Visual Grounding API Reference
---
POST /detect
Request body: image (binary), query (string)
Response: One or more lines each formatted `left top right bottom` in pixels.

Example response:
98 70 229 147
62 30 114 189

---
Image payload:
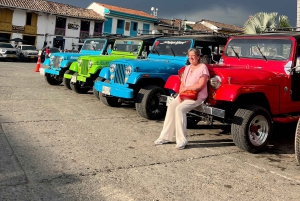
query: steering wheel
272 55 286 59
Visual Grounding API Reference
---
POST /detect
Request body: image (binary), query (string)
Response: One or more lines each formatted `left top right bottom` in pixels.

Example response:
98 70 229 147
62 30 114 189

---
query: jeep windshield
22 46 35 50
113 39 142 53
0 43 13 48
151 39 192 56
81 39 105 51
225 38 292 60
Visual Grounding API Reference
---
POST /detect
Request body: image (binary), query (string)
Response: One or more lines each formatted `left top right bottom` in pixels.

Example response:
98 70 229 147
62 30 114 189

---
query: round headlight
50 62 53 66
50 55 54 61
78 59 82 66
59 56 64 62
125 65 132 75
110 63 116 73
88 60 93 67
210 76 222 89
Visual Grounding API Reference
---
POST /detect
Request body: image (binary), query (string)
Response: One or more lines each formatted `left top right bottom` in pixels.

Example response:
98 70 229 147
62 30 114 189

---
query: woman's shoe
175 144 186 150
154 139 170 145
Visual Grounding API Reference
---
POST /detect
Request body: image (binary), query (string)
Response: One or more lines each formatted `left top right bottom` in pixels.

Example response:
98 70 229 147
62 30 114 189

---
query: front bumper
94 80 134 99
24 55 38 59
44 68 60 75
160 95 226 119
0 54 18 59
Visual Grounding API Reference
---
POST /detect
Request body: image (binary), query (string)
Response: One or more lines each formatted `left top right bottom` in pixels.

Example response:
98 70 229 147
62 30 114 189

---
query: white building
87 2 158 36
0 0 105 50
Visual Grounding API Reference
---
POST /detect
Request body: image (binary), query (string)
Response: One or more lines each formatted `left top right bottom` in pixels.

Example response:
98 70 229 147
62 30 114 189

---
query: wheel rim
147 92 163 115
248 115 269 146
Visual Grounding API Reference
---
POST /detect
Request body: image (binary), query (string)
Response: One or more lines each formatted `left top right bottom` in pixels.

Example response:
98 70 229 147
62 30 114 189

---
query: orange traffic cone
35 51 42 72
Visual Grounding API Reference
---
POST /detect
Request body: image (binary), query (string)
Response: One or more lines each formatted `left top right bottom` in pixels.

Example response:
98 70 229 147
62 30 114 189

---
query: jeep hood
53 52 103 60
209 65 284 85
114 58 186 74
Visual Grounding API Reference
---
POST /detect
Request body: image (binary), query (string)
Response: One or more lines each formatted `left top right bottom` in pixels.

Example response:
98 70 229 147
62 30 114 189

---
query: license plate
30 56 34 58
39 68 45 76
166 96 175 106
102 86 110 95
9 55 13 58
71 75 77 83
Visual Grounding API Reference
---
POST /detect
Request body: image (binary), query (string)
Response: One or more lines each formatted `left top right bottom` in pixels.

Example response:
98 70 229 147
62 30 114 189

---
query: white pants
158 96 204 146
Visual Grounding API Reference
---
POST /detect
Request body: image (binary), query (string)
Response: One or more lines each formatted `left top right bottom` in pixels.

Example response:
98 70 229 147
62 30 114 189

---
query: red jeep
162 30 300 153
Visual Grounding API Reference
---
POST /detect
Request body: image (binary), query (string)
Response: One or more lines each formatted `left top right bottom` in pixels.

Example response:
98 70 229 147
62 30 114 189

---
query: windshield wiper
255 46 267 61
153 47 160 56
230 46 239 59
170 47 176 57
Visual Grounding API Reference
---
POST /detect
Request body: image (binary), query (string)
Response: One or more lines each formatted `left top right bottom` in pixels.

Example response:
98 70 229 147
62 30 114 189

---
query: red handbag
179 90 198 100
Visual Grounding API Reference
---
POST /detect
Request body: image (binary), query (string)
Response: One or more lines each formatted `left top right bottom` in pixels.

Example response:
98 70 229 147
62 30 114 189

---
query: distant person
45 46 50 58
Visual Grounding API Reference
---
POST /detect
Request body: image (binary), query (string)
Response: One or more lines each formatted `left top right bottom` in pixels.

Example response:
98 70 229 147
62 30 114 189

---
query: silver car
17 44 39 62
0 42 18 61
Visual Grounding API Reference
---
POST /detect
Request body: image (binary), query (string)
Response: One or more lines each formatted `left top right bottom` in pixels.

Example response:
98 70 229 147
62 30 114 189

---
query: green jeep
64 34 164 94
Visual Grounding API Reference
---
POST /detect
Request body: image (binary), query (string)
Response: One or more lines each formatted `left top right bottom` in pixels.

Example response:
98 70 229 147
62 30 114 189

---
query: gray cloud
51 0 297 27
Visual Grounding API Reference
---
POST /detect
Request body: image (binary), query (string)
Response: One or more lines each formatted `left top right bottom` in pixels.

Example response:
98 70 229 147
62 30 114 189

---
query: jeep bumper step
160 95 226 119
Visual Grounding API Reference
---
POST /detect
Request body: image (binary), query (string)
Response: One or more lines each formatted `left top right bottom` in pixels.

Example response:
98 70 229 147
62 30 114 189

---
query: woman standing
154 48 210 149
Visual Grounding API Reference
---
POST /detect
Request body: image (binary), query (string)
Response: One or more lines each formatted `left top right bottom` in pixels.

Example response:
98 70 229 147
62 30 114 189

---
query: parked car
41 47 60 62
161 29 300 153
94 33 228 120
65 34 165 94
0 42 19 61
16 44 38 62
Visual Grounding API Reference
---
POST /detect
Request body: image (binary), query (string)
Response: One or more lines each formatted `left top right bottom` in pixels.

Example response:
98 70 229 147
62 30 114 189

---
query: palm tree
244 12 291 34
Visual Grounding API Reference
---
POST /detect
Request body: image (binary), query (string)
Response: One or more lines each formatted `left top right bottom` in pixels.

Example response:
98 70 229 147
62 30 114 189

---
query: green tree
244 12 291 34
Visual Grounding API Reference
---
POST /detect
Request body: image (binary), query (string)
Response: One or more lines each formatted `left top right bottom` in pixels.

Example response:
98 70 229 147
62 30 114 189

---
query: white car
0 42 19 61
17 44 38 61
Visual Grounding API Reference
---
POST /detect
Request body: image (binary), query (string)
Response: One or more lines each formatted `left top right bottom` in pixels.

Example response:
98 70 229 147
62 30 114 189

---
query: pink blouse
183 64 209 101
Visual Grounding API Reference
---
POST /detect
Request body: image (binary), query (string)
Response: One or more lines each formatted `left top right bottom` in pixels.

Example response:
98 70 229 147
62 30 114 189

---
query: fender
69 61 78 72
126 72 169 84
43 58 51 66
214 84 280 114
164 75 181 93
89 65 104 74
99 67 110 80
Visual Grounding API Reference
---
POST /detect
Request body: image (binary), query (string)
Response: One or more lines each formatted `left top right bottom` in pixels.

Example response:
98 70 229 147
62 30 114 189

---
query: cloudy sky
51 0 297 27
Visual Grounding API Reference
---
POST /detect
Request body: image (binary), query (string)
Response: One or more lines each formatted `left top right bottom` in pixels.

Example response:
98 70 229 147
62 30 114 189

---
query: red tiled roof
189 23 213 32
0 0 105 20
198 19 244 32
158 18 213 32
97 3 157 19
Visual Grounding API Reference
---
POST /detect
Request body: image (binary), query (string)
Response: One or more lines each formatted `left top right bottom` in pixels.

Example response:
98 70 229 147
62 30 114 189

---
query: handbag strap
184 65 191 87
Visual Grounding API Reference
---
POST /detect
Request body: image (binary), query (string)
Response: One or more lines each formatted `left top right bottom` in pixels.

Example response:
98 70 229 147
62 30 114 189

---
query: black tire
70 73 90 94
135 85 166 120
45 74 62 85
100 93 122 107
295 119 300 164
93 77 104 99
231 105 273 153
187 117 200 129
19 54 24 62
63 70 74 90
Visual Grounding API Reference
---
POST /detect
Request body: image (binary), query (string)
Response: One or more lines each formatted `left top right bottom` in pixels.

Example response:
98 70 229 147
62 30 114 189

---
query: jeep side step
273 115 300 123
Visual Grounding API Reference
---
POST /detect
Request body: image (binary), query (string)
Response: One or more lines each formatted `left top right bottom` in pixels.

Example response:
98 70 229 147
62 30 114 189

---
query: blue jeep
39 35 122 86
94 33 228 120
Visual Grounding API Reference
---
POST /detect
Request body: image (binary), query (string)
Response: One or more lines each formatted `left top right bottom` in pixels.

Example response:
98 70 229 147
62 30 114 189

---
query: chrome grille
6 51 16 54
80 60 89 75
114 64 127 84
53 56 60 68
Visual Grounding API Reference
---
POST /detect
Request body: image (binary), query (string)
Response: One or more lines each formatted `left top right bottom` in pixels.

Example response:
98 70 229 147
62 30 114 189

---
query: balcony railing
55 28 65 36
25 25 37 34
0 22 12 31
80 31 89 38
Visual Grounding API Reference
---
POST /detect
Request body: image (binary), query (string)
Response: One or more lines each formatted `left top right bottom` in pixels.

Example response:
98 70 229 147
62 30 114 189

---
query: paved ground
0 61 300 201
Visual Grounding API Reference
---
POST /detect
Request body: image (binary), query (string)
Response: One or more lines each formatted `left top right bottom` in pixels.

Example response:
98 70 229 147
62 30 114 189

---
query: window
56 17 66 29
80 20 90 32
26 13 32 25
132 22 138 31
117 20 124 29
94 21 103 34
